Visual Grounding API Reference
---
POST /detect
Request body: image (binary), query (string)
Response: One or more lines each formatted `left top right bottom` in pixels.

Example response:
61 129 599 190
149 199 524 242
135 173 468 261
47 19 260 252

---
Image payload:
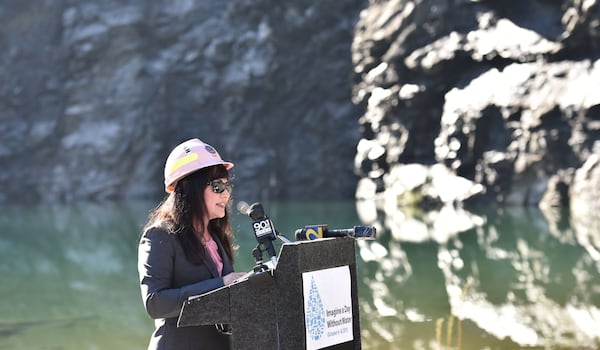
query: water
0 200 598 349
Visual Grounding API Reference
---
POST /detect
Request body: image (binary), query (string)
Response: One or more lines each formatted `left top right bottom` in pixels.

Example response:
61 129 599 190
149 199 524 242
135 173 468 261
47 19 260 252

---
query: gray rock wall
2 0 598 209
0 0 365 203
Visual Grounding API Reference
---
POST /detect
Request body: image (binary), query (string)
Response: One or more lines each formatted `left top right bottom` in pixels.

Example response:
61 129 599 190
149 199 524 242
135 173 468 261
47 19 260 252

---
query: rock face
352 0 600 211
0 0 365 203
1 0 598 207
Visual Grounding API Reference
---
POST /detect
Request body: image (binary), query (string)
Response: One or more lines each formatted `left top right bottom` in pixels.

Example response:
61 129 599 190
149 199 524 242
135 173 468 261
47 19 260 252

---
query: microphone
237 201 251 217
294 224 376 241
237 201 278 264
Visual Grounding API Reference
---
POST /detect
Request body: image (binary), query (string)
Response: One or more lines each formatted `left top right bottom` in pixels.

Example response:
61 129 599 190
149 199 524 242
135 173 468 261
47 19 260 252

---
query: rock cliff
1 0 598 210
352 0 599 216
0 0 365 202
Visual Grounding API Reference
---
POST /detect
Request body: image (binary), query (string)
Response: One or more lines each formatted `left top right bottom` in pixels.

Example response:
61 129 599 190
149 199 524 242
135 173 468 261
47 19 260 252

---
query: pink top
203 236 223 276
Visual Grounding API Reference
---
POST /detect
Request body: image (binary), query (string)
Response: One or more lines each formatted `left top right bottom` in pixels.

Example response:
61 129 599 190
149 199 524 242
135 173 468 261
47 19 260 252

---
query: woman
138 138 246 350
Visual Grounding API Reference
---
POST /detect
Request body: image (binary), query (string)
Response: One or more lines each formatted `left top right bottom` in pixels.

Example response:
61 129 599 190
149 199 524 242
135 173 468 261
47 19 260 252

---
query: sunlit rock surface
351 3 600 345
353 0 600 207
570 151 600 261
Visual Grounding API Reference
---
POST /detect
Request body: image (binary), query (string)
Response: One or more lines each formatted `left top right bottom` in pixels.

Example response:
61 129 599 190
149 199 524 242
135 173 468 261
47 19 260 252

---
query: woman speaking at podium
138 138 246 350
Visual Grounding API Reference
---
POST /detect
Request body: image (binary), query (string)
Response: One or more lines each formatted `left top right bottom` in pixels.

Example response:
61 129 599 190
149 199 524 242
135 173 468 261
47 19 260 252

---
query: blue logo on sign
305 276 325 341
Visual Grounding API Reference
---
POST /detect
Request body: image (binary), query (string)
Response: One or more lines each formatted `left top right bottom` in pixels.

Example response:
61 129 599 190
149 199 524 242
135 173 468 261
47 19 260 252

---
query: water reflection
1 200 598 349
0 201 153 350
357 202 600 349
0 200 365 349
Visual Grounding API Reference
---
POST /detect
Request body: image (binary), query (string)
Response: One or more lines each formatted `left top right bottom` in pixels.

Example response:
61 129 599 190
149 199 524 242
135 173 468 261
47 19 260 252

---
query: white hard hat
163 138 233 193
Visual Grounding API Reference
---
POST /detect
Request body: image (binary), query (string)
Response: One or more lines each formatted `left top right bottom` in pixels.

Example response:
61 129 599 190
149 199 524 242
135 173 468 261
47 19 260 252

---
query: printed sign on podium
303 266 354 349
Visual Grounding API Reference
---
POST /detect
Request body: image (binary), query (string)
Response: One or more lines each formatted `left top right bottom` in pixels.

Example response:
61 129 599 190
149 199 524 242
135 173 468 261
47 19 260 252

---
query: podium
178 237 362 350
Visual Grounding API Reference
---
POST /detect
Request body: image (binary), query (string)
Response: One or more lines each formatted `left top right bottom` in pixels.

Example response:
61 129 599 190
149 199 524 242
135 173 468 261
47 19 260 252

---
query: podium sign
178 237 361 350
303 266 353 349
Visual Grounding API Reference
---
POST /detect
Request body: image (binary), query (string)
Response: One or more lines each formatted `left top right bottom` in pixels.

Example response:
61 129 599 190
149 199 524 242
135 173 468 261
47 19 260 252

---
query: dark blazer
138 226 234 350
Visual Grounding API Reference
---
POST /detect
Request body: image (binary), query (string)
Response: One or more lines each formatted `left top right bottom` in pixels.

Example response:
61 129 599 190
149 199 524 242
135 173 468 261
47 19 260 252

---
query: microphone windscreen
354 226 376 239
237 201 251 216
295 225 326 240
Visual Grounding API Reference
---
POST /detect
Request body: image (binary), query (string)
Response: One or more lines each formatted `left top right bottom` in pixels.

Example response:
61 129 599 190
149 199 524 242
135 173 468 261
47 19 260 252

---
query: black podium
178 237 361 350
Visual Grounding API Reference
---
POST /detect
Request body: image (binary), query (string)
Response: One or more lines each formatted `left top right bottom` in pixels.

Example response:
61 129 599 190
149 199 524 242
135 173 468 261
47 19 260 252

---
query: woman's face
203 177 232 221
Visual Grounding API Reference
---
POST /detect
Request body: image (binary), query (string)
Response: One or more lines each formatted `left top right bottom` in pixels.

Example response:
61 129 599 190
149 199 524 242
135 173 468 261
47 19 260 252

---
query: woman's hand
223 272 247 286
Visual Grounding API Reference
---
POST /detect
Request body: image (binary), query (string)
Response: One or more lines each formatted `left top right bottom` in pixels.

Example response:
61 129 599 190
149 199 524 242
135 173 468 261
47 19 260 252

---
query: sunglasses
207 179 233 194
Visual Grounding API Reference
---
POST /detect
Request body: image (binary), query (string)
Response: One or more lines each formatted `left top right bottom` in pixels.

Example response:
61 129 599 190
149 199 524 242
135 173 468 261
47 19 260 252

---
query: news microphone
294 224 376 241
237 201 278 263
237 201 251 217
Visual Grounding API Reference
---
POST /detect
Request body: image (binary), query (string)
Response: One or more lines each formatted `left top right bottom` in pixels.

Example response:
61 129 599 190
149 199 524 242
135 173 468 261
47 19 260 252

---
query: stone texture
1 0 598 208
352 0 600 209
0 0 365 203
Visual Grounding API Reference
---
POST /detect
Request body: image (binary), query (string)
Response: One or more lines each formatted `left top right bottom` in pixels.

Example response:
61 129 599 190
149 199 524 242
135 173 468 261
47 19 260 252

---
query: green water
0 201 598 349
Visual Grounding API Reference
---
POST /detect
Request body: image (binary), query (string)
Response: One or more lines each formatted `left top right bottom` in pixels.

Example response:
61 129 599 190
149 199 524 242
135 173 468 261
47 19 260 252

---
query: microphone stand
276 234 292 244
251 232 292 273
252 246 270 273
